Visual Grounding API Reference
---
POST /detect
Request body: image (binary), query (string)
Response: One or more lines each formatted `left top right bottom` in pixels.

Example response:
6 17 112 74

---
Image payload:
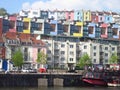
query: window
112 47 115 51
93 46 96 50
47 57 51 61
61 51 65 55
105 47 108 50
84 45 87 49
61 44 65 48
24 48 28 52
94 59 96 63
105 59 108 63
48 43 51 47
38 48 41 52
47 50 51 54
61 57 65 61
33 12 38 15
69 58 73 61
105 53 108 56
70 45 73 48
94 53 96 56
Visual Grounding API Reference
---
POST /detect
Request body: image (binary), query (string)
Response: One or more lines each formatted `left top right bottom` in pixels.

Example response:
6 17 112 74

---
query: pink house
100 23 108 38
31 35 47 64
9 16 17 32
65 10 74 21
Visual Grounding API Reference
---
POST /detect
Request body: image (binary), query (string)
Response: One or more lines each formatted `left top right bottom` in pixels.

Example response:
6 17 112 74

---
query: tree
109 52 118 64
36 51 47 65
78 53 92 69
11 49 24 68
0 8 8 16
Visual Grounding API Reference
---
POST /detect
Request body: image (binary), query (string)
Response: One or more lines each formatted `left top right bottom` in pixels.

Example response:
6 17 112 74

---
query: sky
0 0 120 14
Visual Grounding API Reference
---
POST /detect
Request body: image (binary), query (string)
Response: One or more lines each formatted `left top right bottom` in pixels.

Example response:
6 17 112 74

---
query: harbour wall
0 73 83 87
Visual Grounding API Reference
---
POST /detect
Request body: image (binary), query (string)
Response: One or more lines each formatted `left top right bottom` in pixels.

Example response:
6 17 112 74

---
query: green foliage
36 51 47 64
109 52 118 64
78 53 92 68
12 49 23 67
0 8 8 16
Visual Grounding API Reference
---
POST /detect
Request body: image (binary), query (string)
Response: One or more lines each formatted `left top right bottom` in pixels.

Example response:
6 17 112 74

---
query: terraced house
0 9 120 70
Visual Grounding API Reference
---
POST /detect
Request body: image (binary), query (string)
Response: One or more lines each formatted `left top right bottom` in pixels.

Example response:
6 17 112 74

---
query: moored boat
82 71 107 86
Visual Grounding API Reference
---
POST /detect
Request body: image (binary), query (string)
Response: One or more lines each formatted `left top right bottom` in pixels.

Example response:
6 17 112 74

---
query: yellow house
23 18 31 33
73 22 83 37
83 10 91 22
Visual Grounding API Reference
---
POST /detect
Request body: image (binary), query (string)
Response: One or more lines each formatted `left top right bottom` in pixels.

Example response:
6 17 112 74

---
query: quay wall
0 73 83 87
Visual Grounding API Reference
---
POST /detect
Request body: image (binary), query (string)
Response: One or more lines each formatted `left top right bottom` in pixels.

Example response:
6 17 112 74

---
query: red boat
82 71 107 86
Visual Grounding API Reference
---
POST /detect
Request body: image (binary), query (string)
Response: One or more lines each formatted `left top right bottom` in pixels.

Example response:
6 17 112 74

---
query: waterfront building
19 10 29 17
65 10 74 21
73 21 83 37
41 34 80 69
96 11 105 23
2 17 9 33
50 20 64 35
23 17 31 34
63 21 73 36
104 11 113 24
16 17 24 33
111 24 120 39
91 11 98 23
9 16 17 32
100 23 108 38
112 12 120 24
83 10 91 22
87 23 96 38
74 10 83 22
4 32 20 70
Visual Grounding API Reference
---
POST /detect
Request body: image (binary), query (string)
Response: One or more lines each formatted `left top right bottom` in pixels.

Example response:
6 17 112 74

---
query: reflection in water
0 87 120 90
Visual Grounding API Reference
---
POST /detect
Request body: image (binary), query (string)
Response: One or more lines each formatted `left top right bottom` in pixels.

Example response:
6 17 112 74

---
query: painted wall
88 23 96 38
65 11 74 21
9 16 17 32
83 10 91 22
73 22 83 37
74 10 83 21
23 18 31 33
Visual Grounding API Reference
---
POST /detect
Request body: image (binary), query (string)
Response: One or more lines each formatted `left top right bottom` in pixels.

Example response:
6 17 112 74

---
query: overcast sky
0 0 120 14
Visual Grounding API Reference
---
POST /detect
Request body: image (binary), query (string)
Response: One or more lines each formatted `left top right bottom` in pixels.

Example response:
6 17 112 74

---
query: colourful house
87 23 96 38
9 16 17 32
104 11 113 24
50 20 64 35
100 23 108 38
83 10 91 22
23 18 31 34
91 11 98 23
74 10 83 22
112 24 119 39
65 10 74 21
97 11 105 23
73 22 83 37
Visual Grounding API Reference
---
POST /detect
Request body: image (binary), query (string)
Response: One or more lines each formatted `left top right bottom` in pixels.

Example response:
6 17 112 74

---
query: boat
82 64 120 87
106 71 120 87
82 71 107 86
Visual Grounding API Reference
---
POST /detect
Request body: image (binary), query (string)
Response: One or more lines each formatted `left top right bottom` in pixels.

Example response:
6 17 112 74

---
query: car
22 68 37 73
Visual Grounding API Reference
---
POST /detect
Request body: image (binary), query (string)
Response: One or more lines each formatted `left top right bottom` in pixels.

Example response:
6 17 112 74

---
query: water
0 87 120 90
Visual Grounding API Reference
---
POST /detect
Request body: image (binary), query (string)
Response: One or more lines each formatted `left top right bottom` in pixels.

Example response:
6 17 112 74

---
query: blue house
104 12 113 23
50 20 64 35
88 23 96 38
74 10 83 22
112 24 119 39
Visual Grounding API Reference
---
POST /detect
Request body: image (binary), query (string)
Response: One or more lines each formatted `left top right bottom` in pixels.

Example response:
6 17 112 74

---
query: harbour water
0 87 120 90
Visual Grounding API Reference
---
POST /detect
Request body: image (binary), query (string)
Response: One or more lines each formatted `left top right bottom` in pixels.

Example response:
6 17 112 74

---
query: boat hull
82 78 107 86
108 83 120 87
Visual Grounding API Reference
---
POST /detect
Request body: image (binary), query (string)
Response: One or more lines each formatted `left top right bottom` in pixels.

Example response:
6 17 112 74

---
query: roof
5 32 17 40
